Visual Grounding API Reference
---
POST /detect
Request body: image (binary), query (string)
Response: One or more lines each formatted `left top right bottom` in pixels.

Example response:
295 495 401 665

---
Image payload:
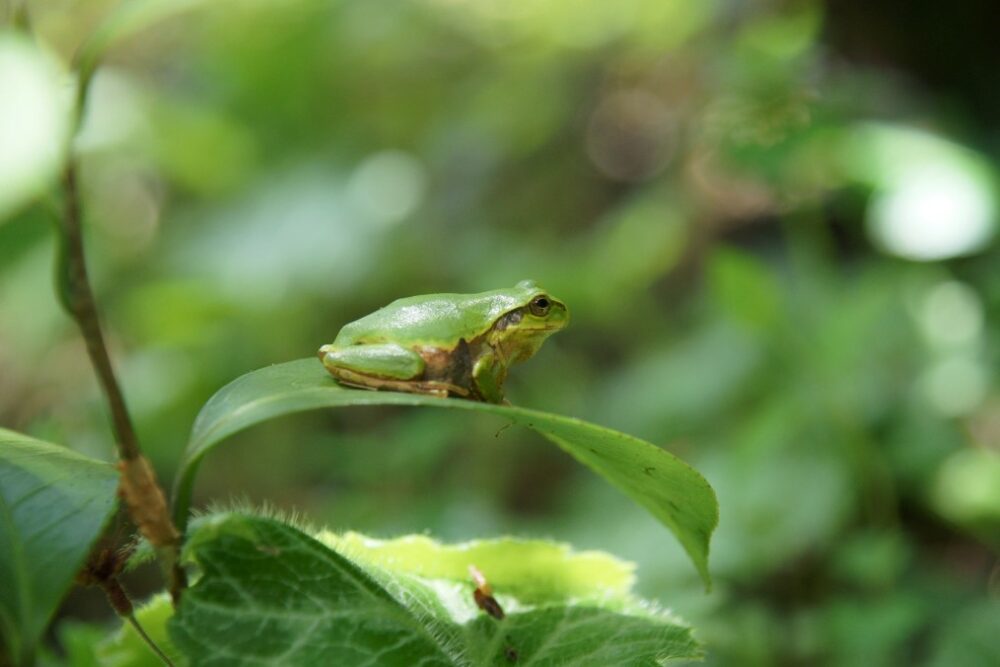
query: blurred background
1 0 999 664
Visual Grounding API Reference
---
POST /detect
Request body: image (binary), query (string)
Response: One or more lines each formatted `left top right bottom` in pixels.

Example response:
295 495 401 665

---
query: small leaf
0 428 118 665
76 0 207 95
169 512 702 666
101 593 184 667
56 594 184 667
0 32 72 223
172 359 719 587
708 246 780 330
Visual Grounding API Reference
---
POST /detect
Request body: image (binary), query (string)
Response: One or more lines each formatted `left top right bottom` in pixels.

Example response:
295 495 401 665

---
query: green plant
0 7 717 665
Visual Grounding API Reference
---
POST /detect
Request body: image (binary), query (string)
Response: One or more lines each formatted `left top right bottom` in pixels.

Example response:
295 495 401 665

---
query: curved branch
60 161 140 461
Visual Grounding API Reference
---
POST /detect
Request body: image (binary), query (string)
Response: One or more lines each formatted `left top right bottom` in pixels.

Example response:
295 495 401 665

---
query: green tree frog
318 280 568 403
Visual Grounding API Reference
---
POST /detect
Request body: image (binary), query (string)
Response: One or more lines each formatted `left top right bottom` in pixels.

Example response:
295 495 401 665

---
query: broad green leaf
169 512 702 666
171 359 719 587
0 32 71 223
0 428 118 665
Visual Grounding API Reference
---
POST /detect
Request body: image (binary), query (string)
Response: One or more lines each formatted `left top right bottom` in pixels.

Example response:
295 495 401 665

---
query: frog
318 280 568 404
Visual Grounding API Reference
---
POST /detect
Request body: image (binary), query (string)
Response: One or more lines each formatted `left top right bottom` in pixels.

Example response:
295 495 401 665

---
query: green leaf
169 512 702 666
928 599 1000 667
707 246 780 331
171 359 719 587
55 594 185 667
322 531 637 605
0 428 118 665
76 0 207 98
101 594 184 667
0 32 72 223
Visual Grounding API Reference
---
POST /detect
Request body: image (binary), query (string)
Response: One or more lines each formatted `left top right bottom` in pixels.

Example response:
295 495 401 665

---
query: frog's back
334 286 530 347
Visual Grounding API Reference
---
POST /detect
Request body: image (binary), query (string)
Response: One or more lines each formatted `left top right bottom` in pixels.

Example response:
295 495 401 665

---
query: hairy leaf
169 512 702 666
172 358 718 587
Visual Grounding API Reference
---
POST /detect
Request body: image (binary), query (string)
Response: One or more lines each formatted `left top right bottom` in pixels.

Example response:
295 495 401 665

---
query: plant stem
126 613 175 667
60 160 140 462
60 159 186 602
101 575 175 667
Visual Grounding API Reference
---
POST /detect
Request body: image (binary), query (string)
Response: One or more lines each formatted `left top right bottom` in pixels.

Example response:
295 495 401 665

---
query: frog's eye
529 295 551 317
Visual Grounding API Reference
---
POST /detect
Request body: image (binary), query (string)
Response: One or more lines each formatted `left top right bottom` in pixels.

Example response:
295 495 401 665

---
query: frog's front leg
320 343 468 397
472 352 507 404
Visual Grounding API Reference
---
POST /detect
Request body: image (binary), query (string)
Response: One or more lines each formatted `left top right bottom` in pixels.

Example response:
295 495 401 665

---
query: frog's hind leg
329 368 468 398
320 343 468 398
320 343 423 379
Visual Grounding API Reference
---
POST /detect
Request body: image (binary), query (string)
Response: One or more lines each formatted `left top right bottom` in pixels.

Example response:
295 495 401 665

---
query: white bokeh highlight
0 33 71 221
857 124 998 261
347 150 428 227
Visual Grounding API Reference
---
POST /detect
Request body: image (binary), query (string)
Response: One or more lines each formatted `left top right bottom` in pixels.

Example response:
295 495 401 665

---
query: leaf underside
172 359 719 587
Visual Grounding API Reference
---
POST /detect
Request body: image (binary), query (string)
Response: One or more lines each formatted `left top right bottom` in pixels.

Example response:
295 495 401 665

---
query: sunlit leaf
0 32 71 223
172 358 718 587
322 531 636 605
0 429 118 665
169 512 702 665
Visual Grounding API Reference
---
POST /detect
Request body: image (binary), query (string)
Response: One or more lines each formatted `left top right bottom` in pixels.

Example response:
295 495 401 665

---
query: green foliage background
1 0 998 664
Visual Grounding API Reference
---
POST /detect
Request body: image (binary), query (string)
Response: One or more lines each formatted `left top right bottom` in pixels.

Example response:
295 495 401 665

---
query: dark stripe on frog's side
414 307 522 400
415 337 478 397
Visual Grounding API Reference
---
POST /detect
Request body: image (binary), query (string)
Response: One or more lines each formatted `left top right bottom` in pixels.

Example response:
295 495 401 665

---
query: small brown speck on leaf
470 564 506 620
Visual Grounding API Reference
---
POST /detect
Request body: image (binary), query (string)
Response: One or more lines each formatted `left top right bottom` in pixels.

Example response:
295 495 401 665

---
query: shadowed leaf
0 429 118 665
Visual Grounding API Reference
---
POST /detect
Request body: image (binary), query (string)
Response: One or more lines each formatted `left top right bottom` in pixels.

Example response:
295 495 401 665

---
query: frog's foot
325 366 470 399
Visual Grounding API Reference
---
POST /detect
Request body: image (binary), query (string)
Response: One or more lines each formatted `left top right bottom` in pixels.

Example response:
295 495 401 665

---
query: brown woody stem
60 160 186 602
101 577 175 667
60 161 140 461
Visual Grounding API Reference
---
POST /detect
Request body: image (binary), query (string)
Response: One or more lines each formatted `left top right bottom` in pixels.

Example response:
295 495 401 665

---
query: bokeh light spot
918 281 983 347
586 90 676 182
921 356 988 417
869 166 995 261
855 124 998 261
74 69 145 152
932 448 1000 523
348 150 428 227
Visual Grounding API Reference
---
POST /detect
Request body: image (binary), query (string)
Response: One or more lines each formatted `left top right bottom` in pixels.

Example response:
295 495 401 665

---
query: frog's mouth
521 323 565 332
514 320 568 337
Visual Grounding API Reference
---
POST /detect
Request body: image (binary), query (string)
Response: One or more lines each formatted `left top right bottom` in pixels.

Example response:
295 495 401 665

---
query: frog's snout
318 344 334 361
